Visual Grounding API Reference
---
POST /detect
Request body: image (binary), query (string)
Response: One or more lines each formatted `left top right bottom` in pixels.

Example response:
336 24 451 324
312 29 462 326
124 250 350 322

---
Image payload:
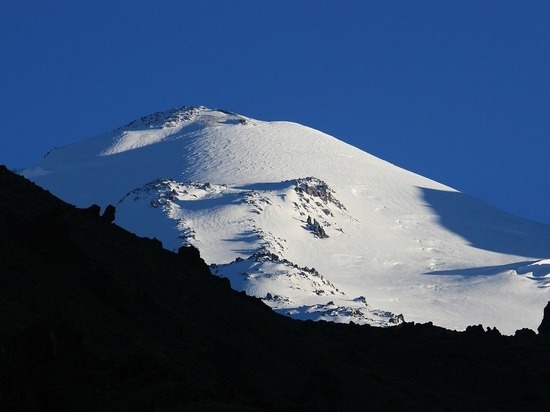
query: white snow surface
21 106 550 334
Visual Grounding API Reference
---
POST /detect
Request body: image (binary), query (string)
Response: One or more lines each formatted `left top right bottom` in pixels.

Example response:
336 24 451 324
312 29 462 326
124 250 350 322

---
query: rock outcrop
2 165 550 411
538 301 550 335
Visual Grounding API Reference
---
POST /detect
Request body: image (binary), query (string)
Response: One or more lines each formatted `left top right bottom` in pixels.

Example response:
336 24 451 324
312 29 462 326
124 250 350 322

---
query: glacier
22 106 550 334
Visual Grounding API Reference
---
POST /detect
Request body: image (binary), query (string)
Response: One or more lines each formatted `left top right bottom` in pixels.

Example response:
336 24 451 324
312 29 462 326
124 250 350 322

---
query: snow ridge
116 176 403 326
21 105 550 334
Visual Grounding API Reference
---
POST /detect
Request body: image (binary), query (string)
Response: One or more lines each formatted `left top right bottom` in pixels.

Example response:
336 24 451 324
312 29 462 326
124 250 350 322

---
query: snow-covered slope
22 106 550 334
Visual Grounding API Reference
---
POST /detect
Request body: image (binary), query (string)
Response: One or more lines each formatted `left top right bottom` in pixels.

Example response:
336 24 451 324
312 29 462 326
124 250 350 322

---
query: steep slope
22 106 550 334
3 165 550 411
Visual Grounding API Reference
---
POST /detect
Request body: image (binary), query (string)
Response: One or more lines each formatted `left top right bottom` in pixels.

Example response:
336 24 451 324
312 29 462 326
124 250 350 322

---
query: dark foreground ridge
1 165 549 411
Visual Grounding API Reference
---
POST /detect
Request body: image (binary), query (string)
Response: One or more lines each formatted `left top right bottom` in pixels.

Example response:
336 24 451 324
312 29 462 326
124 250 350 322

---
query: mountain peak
21 105 550 334
121 106 250 131
121 105 201 130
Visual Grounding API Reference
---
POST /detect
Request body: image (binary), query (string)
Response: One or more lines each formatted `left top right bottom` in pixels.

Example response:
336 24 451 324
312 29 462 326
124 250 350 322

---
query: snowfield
22 106 550 334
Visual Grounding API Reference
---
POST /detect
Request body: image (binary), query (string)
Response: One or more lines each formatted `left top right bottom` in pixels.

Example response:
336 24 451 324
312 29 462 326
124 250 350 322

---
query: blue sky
2 1 550 224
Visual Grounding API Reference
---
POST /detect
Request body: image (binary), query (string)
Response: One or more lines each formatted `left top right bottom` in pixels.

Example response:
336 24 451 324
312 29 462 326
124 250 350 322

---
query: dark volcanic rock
1 164 550 411
465 324 485 336
538 301 550 335
515 328 537 338
101 204 116 223
177 244 203 262
85 204 101 217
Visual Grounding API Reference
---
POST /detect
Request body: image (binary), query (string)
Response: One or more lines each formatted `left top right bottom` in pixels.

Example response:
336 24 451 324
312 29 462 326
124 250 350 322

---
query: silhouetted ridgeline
1 165 549 411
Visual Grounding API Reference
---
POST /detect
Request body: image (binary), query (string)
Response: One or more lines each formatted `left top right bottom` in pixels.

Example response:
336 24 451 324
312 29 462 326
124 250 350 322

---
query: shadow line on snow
515 263 550 288
234 181 294 192
426 260 550 288
222 229 264 255
418 187 550 258
425 261 535 277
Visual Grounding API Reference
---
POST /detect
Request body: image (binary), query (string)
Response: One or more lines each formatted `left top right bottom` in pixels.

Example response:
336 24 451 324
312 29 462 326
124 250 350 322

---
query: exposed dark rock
178 244 204 264
389 314 405 324
515 328 537 338
486 326 502 337
465 324 485 336
84 204 101 217
294 177 346 211
2 165 550 411
215 275 232 288
537 301 550 335
306 215 329 238
122 105 198 130
101 204 116 223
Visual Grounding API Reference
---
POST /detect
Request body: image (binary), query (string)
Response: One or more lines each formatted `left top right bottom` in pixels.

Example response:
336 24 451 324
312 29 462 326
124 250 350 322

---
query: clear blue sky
2 1 550 224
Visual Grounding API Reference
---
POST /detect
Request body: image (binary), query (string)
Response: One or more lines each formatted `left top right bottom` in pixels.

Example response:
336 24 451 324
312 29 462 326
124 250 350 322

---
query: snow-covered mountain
22 106 550 334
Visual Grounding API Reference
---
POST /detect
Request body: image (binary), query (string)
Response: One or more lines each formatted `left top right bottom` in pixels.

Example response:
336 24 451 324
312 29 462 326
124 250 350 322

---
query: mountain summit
22 106 550 334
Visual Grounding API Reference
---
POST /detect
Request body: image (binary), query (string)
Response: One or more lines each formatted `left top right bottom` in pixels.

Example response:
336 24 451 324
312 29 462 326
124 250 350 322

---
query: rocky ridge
2 165 550 411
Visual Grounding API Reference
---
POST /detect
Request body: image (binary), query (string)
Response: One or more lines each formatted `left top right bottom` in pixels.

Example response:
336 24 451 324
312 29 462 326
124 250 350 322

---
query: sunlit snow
22 106 550 334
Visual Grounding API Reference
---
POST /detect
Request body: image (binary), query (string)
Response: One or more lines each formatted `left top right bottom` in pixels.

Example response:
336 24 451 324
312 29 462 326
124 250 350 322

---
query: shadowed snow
20 106 550 334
